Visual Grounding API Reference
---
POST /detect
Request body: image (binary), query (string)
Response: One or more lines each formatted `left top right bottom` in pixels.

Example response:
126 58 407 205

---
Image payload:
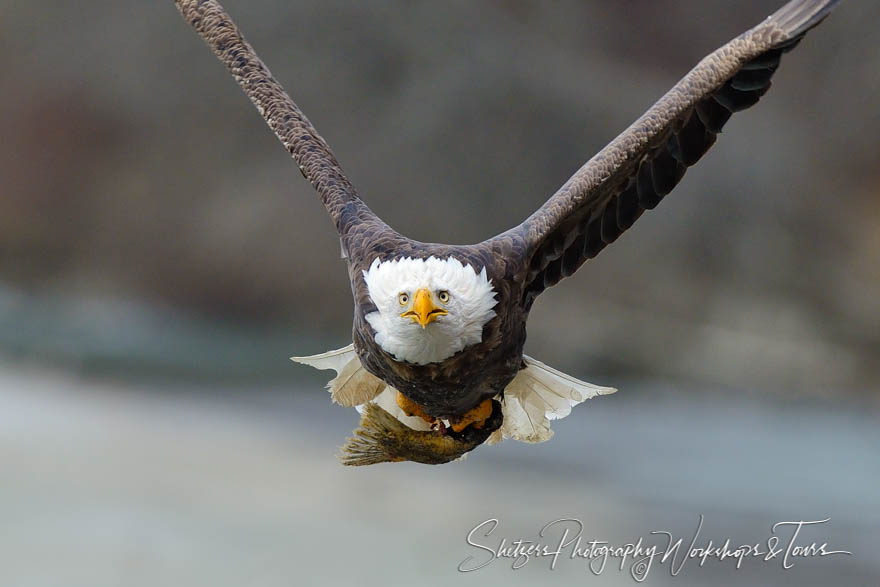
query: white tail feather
290 344 356 372
291 345 384 407
498 355 616 443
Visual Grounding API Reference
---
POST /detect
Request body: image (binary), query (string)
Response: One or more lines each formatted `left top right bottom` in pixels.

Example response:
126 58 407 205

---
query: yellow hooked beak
401 288 448 328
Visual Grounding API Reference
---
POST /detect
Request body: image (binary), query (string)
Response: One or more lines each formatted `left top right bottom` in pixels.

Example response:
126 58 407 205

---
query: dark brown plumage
172 0 841 461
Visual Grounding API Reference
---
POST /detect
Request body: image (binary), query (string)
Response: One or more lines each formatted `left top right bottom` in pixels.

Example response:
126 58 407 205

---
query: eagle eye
438 290 450 303
398 293 409 306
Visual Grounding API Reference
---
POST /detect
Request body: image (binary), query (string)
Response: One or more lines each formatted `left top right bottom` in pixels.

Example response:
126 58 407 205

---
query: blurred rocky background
1 0 878 390
1 2 878 586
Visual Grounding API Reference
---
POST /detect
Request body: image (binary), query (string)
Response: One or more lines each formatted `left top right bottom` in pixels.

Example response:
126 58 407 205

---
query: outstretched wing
499 0 841 305
172 0 391 246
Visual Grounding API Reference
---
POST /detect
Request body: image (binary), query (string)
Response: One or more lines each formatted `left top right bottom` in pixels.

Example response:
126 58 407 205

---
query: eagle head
362 256 497 365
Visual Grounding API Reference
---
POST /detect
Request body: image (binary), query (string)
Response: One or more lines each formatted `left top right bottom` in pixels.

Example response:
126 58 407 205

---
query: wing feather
495 0 841 305
172 0 392 246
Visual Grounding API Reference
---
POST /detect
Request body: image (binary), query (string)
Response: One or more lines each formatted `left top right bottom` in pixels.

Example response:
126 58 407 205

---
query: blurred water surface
1 363 877 586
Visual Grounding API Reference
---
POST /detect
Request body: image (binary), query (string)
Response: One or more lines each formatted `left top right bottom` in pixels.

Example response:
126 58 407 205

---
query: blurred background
1 1 878 585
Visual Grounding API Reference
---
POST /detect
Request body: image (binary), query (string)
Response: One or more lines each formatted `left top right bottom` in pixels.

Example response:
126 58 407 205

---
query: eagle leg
395 391 436 424
449 398 494 433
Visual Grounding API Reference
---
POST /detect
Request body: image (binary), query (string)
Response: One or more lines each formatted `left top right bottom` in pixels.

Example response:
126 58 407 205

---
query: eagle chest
354 318 522 418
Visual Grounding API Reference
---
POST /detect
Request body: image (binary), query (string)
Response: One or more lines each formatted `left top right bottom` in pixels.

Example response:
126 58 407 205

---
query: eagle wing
172 0 392 250
495 0 841 305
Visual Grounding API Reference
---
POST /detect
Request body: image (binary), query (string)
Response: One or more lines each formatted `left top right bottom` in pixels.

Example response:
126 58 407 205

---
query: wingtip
771 0 843 39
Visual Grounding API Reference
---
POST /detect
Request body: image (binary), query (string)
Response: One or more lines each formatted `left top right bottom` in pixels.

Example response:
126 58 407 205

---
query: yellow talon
451 398 494 433
396 391 435 424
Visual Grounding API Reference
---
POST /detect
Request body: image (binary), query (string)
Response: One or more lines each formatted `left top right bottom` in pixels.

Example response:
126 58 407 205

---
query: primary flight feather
172 0 842 464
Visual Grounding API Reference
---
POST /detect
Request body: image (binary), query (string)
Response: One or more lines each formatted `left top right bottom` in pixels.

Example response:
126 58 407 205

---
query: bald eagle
172 0 842 464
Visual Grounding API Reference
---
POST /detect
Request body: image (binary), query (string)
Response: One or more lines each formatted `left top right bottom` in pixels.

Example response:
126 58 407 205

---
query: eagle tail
496 356 616 444
291 345 384 407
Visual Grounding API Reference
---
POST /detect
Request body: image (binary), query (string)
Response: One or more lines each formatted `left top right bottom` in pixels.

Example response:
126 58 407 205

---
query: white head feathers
362 256 498 365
